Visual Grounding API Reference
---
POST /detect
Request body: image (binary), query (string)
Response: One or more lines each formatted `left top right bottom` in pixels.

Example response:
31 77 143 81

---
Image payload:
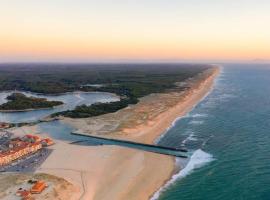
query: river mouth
0 90 119 123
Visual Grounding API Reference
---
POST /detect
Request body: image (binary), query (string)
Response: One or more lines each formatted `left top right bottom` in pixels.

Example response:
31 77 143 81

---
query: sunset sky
1 0 270 62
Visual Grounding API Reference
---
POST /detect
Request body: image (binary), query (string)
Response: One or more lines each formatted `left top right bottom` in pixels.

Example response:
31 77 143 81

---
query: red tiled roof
16 190 31 198
31 181 46 194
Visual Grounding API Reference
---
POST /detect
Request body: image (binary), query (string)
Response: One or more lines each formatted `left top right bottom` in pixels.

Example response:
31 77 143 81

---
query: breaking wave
189 120 204 125
191 113 208 118
182 133 198 145
150 149 214 200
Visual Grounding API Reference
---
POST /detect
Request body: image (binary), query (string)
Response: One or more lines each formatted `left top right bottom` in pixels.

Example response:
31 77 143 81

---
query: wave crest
150 149 214 200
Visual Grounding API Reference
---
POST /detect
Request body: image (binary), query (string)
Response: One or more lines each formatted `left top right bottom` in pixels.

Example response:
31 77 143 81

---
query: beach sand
37 141 174 200
0 173 79 200
7 66 219 200
64 67 220 145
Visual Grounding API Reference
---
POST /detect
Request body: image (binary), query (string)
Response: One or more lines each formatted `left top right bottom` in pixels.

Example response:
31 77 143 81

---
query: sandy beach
6 66 219 200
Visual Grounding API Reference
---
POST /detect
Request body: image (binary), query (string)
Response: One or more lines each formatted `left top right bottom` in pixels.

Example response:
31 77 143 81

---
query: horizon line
0 59 269 65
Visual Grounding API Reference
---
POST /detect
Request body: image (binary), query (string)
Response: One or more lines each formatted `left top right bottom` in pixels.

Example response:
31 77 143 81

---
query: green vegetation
0 93 63 111
0 63 211 117
53 96 138 118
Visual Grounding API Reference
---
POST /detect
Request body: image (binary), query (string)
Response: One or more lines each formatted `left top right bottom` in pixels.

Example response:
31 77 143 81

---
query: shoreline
1 66 220 200
122 66 220 145
0 105 61 113
66 66 220 144
149 66 220 199
59 66 220 200
0 89 120 97
0 90 119 114
5 66 220 200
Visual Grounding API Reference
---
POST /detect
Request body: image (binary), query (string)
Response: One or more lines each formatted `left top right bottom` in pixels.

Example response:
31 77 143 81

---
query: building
30 181 47 194
0 122 10 129
41 138 54 146
16 189 32 199
0 138 43 166
23 134 41 142
0 134 54 166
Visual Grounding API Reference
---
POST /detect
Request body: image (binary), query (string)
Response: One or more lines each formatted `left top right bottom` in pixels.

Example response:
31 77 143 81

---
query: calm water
0 91 119 123
154 64 270 200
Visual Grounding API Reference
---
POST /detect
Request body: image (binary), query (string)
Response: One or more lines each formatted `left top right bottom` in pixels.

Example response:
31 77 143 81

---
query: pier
72 131 188 158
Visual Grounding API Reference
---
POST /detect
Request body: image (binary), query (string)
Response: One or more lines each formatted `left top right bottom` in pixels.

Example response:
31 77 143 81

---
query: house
16 189 32 199
0 122 9 129
30 181 47 194
23 134 41 142
0 140 42 166
41 138 54 146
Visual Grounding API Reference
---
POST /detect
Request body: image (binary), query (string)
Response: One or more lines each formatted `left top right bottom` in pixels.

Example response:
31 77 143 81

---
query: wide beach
8 66 220 200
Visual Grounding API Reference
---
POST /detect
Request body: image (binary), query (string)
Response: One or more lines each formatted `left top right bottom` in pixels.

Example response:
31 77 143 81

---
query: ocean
155 63 270 200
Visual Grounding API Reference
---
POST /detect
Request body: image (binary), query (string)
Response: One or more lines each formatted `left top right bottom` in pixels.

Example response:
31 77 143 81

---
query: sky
0 0 270 62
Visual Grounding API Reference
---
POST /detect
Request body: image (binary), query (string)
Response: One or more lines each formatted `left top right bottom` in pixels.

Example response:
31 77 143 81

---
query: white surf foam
182 133 198 145
192 113 208 118
154 114 191 143
155 66 223 144
189 120 204 125
170 114 190 129
150 149 214 200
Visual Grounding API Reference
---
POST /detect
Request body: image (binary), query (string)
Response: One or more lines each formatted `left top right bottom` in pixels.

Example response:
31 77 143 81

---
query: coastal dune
37 66 219 200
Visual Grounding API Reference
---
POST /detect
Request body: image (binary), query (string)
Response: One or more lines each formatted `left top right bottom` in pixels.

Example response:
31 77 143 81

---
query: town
0 122 54 199
0 134 53 166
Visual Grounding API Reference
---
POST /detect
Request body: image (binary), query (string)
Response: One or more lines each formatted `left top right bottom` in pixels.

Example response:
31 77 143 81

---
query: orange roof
0 123 9 128
0 141 41 158
25 134 40 140
43 138 54 144
30 181 46 194
16 190 31 198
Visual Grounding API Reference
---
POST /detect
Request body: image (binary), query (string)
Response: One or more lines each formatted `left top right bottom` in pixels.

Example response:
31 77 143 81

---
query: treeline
52 96 138 118
0 64 209 95
0 93 63 111
0 63 211 117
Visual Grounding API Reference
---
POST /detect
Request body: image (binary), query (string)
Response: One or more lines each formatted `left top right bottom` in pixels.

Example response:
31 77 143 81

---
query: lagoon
0 91 119 123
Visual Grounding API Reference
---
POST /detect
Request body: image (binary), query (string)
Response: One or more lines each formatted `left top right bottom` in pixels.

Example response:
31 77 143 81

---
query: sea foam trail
192 113 208 118
154 114 190 143
150 149 214 200
182 133 198 145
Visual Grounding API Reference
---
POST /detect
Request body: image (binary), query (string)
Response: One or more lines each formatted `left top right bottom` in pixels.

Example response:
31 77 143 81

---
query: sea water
155 63 270 200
